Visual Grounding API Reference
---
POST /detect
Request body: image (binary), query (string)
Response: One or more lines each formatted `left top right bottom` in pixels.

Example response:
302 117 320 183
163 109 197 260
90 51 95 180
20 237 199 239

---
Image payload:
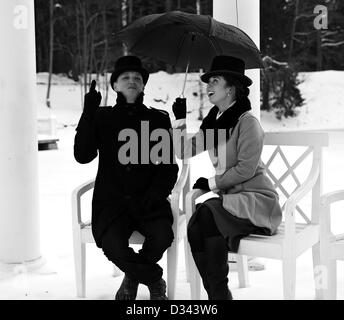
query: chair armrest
169 161 190 238
72 179 95 199
71 179 95 227
321 190 344 206
185 189 211 224
320 190 344 237
284 160 320 236
172 160 190 195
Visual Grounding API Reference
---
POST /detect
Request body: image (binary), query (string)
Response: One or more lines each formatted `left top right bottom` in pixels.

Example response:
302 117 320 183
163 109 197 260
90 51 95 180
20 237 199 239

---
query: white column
0 0 41 264
213 0 261 119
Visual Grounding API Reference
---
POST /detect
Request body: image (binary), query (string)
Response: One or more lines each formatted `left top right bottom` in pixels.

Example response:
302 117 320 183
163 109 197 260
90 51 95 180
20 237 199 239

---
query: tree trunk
316 30 322 71
196 0 204 120
196 0 201 14
75 2 84 107
121 0 128 55
128 0 133 24
82 1 88 96
166 0 172 11
46 0 54 109
101 6 109 106
288 0 299 63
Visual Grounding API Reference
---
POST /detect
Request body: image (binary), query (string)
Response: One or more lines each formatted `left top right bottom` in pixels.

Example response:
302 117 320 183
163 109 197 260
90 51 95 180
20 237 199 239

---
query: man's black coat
74 93 179 247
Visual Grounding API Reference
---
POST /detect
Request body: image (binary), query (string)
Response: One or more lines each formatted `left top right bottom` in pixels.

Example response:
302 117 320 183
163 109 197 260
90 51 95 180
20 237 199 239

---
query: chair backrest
263 131 329 224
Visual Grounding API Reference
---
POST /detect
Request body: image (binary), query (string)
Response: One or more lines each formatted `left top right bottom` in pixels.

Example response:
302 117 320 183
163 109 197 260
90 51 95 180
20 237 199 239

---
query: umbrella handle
180 61 190 98
180 33 196 98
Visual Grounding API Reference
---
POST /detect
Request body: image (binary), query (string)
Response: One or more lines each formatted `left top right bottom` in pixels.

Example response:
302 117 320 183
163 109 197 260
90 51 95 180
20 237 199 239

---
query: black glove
172 97 187 120
193 177 210 191
83 80 102 118
142 189 166 213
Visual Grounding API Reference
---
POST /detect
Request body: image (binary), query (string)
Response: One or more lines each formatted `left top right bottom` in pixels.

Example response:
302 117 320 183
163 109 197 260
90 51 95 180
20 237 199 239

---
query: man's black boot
204 236 233 300
115 274 139 300
147 278 168 300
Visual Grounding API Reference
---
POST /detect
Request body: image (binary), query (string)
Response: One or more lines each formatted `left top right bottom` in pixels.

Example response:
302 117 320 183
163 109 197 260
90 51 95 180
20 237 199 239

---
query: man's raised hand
84 80 102 116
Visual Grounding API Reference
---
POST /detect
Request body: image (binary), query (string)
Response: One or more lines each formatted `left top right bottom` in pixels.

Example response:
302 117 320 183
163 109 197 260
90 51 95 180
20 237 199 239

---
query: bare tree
46 0 54 109
121 0 128 55
196 0 204 120
288 0 299 63
128 0 133 24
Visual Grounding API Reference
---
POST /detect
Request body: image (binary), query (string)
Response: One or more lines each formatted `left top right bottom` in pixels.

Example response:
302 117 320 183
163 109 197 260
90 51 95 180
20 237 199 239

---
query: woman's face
206 75 233 105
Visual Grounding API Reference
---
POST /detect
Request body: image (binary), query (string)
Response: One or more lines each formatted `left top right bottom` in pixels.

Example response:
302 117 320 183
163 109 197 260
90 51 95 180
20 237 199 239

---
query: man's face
113 71 145 103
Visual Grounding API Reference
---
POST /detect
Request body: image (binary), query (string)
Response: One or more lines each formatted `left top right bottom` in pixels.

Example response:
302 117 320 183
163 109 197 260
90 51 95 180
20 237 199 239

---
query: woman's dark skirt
188 197 271 253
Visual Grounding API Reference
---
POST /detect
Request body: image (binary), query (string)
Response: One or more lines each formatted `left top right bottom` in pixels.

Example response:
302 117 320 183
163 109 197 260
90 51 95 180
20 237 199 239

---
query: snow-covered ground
1 70 344 300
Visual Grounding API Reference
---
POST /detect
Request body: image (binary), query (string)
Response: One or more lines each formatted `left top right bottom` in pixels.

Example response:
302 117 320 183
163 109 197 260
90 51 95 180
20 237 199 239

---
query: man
74 56 179 300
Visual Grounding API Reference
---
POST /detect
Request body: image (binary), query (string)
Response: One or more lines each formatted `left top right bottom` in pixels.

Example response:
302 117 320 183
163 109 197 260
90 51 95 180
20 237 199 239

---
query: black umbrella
117 11 263 96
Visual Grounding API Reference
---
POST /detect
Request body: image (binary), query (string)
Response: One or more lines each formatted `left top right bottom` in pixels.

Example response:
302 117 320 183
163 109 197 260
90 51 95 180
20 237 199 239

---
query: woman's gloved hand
83 80 102 118
172 97 187 120
193 177 210 191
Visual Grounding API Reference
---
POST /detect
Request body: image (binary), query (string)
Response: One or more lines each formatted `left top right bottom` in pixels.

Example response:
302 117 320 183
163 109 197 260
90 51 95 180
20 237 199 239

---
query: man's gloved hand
193 177 210 191
83 80 102 117
172 97 187 120
142 189 166 213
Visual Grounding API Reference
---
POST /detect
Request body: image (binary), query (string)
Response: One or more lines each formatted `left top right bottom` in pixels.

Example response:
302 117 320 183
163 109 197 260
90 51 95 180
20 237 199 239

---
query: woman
171 55 282 300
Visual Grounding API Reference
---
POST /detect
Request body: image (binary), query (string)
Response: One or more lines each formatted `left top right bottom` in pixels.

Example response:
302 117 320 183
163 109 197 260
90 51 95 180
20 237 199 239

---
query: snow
1 70 344 300
260 71 344 132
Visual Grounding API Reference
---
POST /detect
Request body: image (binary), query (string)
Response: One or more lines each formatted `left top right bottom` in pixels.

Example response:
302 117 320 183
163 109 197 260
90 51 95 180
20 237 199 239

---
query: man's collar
115 91 145 106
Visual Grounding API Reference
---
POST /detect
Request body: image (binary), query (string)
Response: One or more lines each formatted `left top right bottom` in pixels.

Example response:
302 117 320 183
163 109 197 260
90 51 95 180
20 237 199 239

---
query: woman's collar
217 100 237 119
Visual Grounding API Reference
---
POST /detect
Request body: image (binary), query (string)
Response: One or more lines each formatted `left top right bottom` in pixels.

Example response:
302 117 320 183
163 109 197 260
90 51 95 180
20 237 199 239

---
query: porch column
0 0 41 265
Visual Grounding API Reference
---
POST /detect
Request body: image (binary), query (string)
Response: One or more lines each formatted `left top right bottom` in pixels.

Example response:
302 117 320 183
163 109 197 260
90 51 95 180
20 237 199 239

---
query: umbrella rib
175 31 189 66
207 16 221 55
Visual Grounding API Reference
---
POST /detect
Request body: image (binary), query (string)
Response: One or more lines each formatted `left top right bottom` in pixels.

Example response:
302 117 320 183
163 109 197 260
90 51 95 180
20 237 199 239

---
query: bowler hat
110 56 149 89
201 55 252 87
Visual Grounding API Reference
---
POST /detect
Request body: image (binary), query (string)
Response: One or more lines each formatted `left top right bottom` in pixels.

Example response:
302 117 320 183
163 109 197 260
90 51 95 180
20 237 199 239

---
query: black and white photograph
0 0 344 307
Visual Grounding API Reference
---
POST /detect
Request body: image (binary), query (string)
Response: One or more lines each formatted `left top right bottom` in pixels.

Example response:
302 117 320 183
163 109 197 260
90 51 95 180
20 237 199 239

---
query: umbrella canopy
116 11 263 71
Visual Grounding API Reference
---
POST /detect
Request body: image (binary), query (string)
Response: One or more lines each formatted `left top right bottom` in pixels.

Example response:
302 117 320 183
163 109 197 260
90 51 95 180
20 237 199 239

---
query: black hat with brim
110 56 149 89
201 56 252 87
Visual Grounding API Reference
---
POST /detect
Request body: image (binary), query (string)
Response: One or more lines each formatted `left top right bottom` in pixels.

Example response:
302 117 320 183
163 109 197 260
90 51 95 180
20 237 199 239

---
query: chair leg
282 257 296 300
184 236 190 283
74 241 86 298
167 239 179 300
312 243 323 299
326 259 337 300
236 254 249 288
321 257 337 300
188 243 201 300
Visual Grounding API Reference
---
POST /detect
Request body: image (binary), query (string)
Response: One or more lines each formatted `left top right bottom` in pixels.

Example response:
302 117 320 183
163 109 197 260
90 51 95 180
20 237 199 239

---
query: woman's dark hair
223 75 251 108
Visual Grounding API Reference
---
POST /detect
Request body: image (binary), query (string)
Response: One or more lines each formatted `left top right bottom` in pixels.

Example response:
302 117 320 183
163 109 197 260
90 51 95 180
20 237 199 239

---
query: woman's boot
204 236 233 300
191 251 211 299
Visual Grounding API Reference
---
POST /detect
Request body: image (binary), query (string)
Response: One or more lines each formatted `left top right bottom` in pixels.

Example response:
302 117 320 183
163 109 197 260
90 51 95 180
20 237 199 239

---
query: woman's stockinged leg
187 203 222 252
187 204 232 300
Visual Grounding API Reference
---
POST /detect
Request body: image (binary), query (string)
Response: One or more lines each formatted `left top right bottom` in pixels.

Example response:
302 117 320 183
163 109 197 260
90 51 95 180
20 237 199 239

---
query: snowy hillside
36 70 344 132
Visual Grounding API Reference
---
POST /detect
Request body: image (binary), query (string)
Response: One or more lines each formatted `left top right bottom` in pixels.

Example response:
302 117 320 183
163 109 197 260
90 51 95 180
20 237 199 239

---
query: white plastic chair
320 190 344 299
186 131 329 300
71 160 190 299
